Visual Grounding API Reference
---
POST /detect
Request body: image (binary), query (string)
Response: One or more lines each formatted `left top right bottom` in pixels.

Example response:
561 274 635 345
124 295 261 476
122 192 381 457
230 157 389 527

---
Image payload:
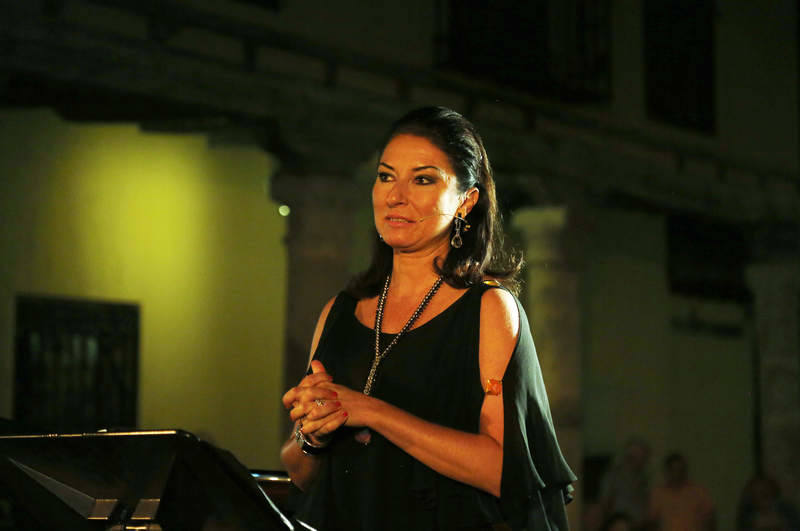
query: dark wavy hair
346 106 522 298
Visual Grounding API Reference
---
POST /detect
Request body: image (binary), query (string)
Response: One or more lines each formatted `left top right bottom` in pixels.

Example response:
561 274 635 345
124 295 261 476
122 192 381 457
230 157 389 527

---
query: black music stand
0 429 295 530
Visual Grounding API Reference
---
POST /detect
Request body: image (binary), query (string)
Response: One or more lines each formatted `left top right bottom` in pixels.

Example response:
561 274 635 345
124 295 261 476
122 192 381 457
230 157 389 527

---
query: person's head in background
600 512 634 531
663 452 689 487
623 436 650 471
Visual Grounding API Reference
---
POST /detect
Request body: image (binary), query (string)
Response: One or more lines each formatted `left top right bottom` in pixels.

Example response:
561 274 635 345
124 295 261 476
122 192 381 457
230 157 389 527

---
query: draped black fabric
292 282 576 530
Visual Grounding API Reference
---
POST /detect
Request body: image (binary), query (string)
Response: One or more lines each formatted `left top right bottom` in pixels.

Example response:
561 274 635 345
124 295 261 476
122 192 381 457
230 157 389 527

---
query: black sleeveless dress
292 282 576 530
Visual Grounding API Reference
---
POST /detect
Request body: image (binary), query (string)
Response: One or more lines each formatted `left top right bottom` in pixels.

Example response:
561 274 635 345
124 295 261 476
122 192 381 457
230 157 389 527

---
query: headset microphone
413 211 462 223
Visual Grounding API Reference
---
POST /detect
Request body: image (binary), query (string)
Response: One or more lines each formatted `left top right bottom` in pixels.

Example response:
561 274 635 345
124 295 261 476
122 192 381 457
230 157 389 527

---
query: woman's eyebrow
377 162 443 173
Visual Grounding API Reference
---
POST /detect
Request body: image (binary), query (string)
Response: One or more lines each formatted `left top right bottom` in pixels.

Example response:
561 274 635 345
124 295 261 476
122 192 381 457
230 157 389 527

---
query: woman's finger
314 410 349 438
289 402 307 423
283 374 336 409
288 388 340 421
297 386 339 403
292 394 341 423
304 399 342 421
310 360 328 374
302 409 349 439
298 371 334 388
281 387 298 410
316 381 346 394
300 405 343 432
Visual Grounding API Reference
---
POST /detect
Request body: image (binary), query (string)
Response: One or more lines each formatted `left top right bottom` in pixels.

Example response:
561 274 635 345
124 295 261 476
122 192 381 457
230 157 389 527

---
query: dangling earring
451 213 469 248
451 217 463 248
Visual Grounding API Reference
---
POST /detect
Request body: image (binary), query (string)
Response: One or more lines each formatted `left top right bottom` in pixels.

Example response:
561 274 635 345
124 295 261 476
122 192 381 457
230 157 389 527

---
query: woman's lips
385 216 415 227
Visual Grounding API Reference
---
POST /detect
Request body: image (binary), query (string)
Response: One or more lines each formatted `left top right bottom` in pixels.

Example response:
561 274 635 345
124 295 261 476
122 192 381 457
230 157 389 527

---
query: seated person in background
601 512 635 531
647 453 715 531
736 474 800 531
599 437 651 530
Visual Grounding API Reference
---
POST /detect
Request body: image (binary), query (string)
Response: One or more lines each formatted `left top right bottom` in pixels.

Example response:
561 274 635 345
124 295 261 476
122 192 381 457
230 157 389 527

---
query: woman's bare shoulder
479 286 518 333
478 282 520 367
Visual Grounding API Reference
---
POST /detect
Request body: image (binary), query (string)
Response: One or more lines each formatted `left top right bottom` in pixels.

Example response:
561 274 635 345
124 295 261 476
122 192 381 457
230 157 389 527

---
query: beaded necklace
355 273 443 445
362 273 444 396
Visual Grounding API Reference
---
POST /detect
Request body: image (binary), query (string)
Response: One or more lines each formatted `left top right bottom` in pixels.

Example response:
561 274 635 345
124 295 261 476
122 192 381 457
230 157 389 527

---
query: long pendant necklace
355 273 444 445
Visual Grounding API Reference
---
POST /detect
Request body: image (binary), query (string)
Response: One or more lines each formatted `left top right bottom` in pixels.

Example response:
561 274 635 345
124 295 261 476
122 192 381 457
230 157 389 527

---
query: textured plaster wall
0 109 288 469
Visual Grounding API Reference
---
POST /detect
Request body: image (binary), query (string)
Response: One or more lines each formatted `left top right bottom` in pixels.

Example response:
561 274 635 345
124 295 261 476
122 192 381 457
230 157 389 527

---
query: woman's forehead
380 134 453 171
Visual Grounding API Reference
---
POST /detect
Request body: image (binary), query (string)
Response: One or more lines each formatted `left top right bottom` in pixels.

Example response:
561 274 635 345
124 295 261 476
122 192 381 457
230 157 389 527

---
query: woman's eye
414 175 434 185
377 172 394 182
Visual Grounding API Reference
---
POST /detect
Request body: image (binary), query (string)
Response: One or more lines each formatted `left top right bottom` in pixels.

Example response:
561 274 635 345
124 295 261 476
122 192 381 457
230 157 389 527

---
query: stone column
271 175 362 411
512 206 584 527
746 260 800 509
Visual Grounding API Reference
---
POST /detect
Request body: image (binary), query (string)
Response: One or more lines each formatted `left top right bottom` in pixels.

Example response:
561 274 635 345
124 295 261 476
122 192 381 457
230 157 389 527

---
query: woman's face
373 134 475 254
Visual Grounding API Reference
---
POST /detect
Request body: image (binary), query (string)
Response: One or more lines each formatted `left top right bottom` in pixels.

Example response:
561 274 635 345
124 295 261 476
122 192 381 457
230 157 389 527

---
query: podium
0 430 295 530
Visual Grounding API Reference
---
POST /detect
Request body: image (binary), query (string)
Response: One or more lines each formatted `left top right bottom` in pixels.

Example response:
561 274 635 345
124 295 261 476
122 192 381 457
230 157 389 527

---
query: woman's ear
461 187 479 216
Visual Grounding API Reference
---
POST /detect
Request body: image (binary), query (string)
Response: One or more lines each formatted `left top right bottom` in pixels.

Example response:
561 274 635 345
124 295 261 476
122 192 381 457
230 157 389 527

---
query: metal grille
441 0 611 101
644 0 715 132
14 296 139 433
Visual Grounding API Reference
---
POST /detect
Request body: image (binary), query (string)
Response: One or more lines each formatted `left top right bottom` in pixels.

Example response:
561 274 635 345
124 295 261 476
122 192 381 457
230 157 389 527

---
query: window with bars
232 0 283 10
14 296 139 433
667 215 749 302
644 0 715 132
439 0 611 102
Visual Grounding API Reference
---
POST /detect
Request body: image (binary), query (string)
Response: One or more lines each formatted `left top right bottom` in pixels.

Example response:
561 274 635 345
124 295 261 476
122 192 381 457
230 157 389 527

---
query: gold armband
484 378 502 395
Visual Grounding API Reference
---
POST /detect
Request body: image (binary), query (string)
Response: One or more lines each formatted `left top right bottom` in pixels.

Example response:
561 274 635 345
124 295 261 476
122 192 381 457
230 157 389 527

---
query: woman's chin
383 238 414 251
385 239 451 256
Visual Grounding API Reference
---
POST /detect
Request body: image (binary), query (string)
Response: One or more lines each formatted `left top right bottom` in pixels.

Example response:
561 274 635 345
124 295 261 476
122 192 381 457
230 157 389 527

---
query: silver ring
314 399 325 407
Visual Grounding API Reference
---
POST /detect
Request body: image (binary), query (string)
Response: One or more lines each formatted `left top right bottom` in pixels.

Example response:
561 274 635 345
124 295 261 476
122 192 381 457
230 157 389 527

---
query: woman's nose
387 181 407 205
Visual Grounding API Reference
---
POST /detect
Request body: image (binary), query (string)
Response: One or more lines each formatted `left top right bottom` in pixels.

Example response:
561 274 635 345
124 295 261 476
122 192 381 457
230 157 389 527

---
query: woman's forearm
279 430 323 491
366 399 502 497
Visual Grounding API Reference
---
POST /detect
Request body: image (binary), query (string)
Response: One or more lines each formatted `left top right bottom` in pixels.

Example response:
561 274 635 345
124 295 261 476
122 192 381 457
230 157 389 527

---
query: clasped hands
282 360 370 446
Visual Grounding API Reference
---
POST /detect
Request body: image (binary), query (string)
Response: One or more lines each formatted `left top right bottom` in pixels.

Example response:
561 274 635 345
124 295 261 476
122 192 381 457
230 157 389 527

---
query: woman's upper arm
307 296 337 368
478 288 520 447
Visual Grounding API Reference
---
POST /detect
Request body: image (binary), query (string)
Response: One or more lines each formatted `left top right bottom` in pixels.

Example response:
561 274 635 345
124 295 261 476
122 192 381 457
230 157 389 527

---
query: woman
280 107 575 530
